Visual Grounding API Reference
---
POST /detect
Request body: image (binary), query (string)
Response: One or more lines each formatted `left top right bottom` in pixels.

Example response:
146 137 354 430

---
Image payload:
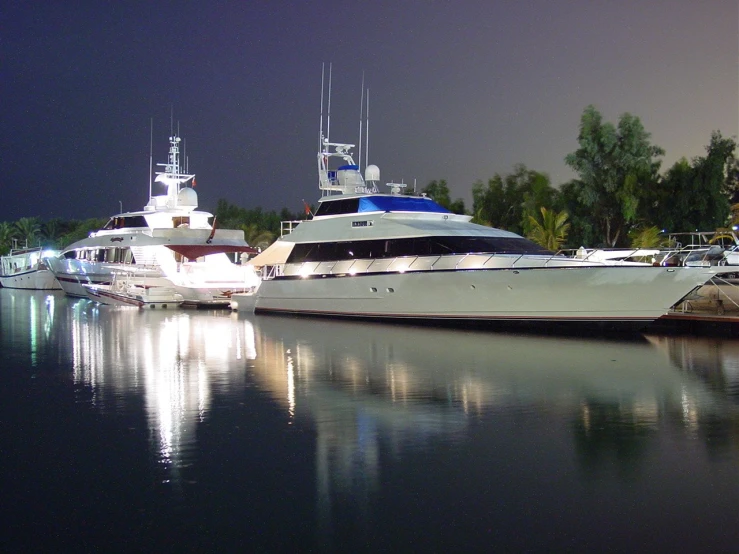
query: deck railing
262 252 607 280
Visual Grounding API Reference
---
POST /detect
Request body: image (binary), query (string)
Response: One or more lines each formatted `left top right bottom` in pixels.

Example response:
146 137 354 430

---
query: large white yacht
48 134 258 306
245 136 728 331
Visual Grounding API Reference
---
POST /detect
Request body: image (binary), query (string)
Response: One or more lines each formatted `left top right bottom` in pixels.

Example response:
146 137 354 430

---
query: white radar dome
365 164 380 182
178 187 198 208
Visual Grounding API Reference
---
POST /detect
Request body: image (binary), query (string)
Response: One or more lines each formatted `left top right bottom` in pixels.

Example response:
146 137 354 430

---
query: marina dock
650 309 739 336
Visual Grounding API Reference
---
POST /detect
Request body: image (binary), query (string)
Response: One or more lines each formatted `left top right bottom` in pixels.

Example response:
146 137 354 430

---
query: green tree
689 131 736 229
526 207 570 251
422 179 451 207
241 223 275 250
472 175 509 228
554 180 597 248
656 132 736 232
628 225 669 248
41 218 63 248
422 180 466 214
472 165 556 234
564 105 664 247
58 218 108 248
0 222 16 255
14 217 41 248
521 171 556 235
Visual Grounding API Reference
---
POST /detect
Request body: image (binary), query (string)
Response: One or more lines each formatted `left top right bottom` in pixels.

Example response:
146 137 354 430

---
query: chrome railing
265 252 600 280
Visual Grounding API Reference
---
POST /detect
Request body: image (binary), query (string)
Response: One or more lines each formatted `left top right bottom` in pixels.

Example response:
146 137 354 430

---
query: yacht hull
0 269 61 290
46 258 161 297
254 266 718 331
48 256 257 307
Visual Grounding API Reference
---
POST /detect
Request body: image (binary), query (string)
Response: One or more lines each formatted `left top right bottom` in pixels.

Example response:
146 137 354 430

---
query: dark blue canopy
358 196 451 213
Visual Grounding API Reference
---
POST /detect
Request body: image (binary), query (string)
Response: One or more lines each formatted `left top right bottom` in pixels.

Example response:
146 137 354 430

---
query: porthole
370 287 377 292
387 287 395 293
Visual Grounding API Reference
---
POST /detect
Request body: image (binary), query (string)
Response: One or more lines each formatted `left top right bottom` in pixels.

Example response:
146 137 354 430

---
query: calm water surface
1 289 738 552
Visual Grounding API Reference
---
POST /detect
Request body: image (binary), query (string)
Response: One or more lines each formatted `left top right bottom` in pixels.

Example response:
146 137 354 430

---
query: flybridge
317 142 377 195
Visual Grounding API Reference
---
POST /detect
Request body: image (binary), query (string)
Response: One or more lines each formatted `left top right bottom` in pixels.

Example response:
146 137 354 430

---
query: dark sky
2 1 737 222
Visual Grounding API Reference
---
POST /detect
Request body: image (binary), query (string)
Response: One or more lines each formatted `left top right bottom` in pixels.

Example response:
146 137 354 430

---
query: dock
649 309 739 336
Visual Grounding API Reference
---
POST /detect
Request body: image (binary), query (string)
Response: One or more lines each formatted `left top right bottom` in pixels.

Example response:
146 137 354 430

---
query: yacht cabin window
286 236 553 263
314 198 361 216
103 216 149 230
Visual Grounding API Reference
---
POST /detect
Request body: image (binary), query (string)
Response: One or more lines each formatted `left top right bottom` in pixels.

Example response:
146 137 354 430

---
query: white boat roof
248 240 295 267
277 209 522 244
387 216 520 238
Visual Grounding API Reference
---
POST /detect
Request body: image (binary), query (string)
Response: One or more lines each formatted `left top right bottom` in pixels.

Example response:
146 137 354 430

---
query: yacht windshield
314 195 451 217
102 216 149 230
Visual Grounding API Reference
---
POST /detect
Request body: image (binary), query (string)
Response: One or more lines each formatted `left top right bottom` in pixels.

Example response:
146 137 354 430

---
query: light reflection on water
2 289 739 550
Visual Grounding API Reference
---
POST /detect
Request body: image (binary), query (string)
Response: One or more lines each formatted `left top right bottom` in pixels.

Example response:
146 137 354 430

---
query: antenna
327 63 332 143
319 62 325 150
365 88 370 170
358 71 365 172
148 118 153 200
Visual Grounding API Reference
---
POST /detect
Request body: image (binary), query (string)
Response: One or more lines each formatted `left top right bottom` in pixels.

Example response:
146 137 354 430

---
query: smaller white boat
571 247 660 265
0 246 61 290
84 278 183 309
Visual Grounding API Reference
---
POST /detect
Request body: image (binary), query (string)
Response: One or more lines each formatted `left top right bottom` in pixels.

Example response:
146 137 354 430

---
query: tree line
0 205 308 256
424 105 738 250
2 105 736 256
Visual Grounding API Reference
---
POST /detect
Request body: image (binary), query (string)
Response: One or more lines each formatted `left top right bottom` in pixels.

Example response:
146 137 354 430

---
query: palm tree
471 207 492 227
241 223 275 251
526 207 570 251
628 225 669 248
0 221 16 255
58 218 107 248
41 219 63 248
14 217 41 248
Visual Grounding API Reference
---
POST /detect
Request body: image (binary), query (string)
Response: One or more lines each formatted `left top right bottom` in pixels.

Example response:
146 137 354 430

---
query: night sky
3 1 737 222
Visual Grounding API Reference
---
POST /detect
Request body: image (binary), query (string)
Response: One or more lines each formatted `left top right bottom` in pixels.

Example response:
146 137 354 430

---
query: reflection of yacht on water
241 312 739 516
646 334 739 403
6 287 739 546
246 314 717 415
47 133 259 307
241 75 727 331
62 304 257 477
